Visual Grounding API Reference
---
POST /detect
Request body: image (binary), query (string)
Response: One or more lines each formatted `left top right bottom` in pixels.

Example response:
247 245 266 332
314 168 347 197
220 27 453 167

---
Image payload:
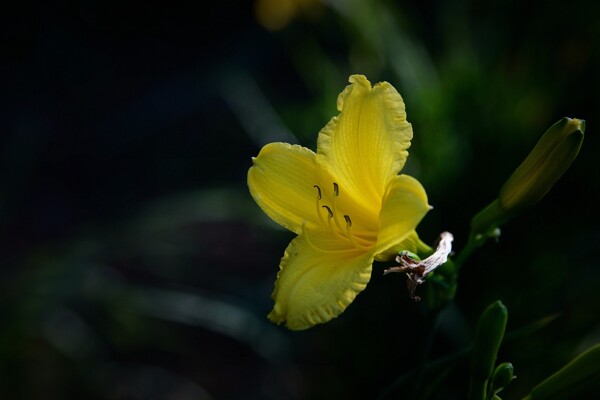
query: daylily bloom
248 75 431 330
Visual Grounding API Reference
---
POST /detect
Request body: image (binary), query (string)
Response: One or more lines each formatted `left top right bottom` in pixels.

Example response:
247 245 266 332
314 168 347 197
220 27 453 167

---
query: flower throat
305 183 372 251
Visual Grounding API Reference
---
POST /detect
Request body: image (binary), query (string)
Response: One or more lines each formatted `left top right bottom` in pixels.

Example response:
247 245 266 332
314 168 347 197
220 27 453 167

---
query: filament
344 215 371 250
302 223 358 254
314 185 326 226
330 183 347 234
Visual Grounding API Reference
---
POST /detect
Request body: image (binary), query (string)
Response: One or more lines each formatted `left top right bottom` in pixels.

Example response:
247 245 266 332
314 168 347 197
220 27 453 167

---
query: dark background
1 1 598 399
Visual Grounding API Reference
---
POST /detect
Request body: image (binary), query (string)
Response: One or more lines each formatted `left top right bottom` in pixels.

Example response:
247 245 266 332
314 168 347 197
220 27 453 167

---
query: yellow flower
248 75 431 330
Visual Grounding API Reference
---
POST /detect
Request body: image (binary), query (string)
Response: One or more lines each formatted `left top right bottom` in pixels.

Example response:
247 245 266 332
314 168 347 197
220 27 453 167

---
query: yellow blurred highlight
255 0 324 31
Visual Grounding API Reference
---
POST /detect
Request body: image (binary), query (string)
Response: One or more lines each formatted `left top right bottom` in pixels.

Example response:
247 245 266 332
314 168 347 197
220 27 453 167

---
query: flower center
308 183 372 251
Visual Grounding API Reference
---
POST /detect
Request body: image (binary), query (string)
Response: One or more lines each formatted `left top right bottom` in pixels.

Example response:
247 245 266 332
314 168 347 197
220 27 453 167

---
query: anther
344 215 352 227
322 205 334 218
314 185 322 199
333 182 339 197
342 214 370 250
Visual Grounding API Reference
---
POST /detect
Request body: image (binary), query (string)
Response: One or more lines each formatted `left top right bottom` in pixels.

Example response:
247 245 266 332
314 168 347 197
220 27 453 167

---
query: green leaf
523 343 600 400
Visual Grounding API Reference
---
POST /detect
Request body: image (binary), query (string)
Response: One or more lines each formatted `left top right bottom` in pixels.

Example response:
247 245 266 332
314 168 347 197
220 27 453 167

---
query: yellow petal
374 230 421 262
316 75 413 213
268 233 375 330
375 175 430 256
248 142 324 234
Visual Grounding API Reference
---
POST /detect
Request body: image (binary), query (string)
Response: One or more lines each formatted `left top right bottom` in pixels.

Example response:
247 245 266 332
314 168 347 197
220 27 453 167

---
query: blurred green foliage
523 343 600 399
1 0 598 399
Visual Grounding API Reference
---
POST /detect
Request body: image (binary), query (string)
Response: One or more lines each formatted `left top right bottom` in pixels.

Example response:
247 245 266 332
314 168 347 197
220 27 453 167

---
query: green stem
454 234 480 272
468 380 488 400
456 199 508 272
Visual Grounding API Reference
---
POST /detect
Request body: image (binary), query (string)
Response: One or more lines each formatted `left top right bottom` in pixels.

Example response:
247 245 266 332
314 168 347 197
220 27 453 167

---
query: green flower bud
468 301 508 400
499 117 585 213
472 301 509 380
470 118 584 238
490 362 515 395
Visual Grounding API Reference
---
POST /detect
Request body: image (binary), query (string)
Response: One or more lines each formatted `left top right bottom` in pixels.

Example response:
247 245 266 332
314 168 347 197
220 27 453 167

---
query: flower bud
468 301 508 400
471 301 508 381
499 117 585 213
490 362 515 395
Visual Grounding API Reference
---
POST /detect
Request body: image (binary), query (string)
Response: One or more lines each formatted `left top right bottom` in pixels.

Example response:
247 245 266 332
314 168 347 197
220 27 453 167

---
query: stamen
342 214 370 250
330 184 347 234
343 215 352 227
313 185 322 199
313 185 326 225
302 223 360 254
312 182 373 249
318 205 335 232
